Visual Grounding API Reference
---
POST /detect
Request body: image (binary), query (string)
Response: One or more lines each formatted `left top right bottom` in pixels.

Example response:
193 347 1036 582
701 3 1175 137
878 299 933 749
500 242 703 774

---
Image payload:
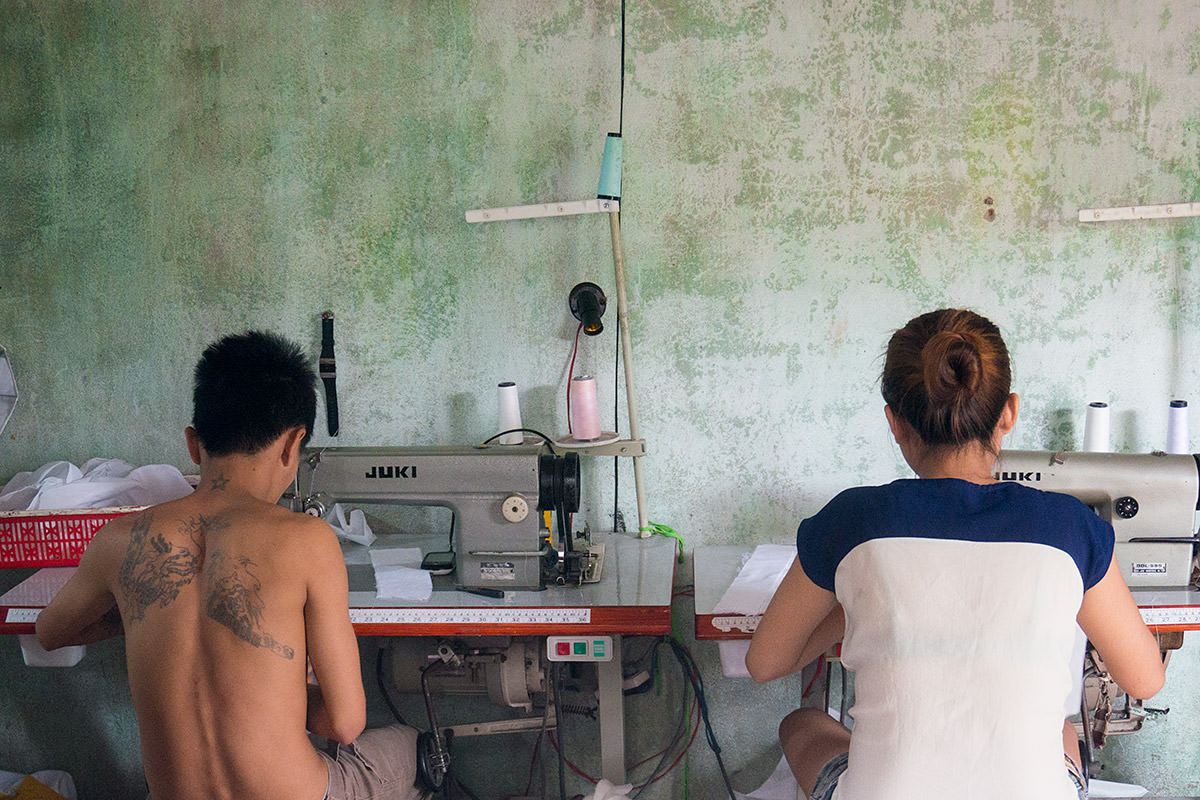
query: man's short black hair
191 330 317 457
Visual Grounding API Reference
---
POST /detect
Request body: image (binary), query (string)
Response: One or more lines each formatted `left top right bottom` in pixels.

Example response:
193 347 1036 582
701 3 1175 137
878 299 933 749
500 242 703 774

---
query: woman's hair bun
882 309 1010 450
921 330 983 405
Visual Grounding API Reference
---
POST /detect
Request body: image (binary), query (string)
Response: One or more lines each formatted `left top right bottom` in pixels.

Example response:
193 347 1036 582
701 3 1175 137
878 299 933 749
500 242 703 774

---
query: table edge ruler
349 607 591 625
1139 606 1200 628
710 614 762 633
4 607 40 624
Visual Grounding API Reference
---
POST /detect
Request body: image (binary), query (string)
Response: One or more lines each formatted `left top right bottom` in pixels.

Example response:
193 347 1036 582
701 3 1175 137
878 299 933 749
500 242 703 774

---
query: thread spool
597 132 623 200
497 382 523 445
1167 399 1190 454
570 375 602 441
1083 401 1110 452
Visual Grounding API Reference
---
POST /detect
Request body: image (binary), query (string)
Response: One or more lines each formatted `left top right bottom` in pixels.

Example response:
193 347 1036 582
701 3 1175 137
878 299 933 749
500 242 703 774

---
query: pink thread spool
570 375 602 441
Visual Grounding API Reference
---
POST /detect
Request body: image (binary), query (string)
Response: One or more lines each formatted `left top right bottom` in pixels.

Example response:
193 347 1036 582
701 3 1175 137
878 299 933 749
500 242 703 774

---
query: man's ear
185 426 204 466
279 426 307 467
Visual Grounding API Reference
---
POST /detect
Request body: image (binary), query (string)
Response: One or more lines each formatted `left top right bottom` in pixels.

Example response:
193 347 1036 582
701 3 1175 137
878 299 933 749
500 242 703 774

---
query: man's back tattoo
119 514 205 621
205 550 295 660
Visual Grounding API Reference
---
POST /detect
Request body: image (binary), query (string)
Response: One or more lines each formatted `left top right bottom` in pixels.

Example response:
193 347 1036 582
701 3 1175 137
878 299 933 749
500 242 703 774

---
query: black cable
618 0 625 135
631 643 691 798
478 428 558 454
552 661 567 800
665 637 737 800
375 644 410 726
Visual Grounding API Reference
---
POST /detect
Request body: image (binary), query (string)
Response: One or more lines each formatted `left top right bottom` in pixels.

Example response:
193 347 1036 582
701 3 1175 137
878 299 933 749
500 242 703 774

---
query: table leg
597 633 626 783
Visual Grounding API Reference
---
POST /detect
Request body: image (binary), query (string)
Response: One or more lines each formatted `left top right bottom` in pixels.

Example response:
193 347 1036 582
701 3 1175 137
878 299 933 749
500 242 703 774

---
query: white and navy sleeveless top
797 478 1113 800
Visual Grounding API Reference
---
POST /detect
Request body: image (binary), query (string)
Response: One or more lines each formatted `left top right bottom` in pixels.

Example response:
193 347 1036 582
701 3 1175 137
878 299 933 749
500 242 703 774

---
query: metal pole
607 210 649 535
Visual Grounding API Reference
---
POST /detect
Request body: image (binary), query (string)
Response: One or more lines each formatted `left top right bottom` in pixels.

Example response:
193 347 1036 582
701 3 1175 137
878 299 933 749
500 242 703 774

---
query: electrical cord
552 661 568 800
566 321 584 436
478 428 558 454
631 646 694 798
376 643 410 726
665 636 738 800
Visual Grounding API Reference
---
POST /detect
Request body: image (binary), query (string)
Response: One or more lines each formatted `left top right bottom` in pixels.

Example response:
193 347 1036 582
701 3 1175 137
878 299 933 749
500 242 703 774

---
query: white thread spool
1083 401 1110 452
497 382 523 444
570 375 602 441
1167 399 1190 454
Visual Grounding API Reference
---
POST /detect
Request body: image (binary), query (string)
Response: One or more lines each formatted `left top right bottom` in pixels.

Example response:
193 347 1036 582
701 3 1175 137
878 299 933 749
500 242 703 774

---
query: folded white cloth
324 503 376 546
369 547 431 601
0 459 192 511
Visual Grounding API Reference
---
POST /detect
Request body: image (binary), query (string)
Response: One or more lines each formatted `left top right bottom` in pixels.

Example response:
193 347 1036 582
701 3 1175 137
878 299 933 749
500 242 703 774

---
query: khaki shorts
317 724 424 800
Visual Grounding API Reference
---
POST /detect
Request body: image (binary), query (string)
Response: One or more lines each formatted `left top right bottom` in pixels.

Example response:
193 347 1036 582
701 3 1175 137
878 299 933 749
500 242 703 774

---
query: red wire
801 654 826 699
543 694 702 791
566 322 583 435
628 691 699 770
634 696 702 790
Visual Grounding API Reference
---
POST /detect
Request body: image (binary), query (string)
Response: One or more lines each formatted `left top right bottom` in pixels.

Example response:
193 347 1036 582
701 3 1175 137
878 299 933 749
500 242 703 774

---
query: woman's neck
906 442 999 484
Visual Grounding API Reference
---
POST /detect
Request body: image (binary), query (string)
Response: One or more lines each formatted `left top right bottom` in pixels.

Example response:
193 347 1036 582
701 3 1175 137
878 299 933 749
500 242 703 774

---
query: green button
573 641 587 655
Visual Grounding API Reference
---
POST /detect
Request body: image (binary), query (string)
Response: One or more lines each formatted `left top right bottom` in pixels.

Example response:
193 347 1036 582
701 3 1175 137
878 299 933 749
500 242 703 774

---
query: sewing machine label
365 465 417 479
1131 561 1168 574
348 607 591 625
480 561 516 581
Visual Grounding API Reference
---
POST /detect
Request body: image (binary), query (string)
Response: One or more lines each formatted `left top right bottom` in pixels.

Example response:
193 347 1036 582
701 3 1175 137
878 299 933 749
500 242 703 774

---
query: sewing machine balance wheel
416 729 448 793
538 451 580 514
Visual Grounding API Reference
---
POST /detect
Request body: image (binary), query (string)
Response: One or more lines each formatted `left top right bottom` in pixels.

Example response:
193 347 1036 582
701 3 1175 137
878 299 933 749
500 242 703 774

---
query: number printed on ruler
1139 606 1200 627
5 608 40 624
349 607 591 625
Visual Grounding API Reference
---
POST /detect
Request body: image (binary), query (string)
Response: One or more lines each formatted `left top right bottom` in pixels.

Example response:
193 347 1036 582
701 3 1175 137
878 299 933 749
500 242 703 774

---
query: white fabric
713 544 795 678
324 503 376 546
584 779 634 800
369 547 432 601
832 538 1082 800
0 459 192 511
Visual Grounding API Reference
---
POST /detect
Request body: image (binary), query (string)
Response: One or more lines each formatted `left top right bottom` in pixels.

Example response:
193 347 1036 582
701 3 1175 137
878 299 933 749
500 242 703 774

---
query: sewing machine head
288 444 579 591
994 450 1200 587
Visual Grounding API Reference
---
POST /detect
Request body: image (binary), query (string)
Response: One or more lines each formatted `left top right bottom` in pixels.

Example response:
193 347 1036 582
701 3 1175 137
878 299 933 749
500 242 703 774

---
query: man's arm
303 519 366 744
746 556 840 683
36 527 124 650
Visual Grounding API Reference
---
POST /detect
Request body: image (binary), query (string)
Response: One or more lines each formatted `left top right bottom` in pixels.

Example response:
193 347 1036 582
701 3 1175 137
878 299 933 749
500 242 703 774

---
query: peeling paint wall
1 1 1199 797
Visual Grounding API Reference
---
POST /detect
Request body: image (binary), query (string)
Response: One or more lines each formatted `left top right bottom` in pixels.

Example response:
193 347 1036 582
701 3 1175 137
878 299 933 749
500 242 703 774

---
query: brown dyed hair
881 309 1011 451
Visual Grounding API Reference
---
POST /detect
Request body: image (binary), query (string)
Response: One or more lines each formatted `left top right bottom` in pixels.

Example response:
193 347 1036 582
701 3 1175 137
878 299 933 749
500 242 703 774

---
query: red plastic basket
0 507 143 568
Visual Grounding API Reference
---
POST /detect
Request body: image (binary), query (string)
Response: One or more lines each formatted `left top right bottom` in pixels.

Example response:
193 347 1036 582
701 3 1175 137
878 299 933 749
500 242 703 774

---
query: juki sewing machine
995 450 1200 761
995 450 1200 588
287 443 587 591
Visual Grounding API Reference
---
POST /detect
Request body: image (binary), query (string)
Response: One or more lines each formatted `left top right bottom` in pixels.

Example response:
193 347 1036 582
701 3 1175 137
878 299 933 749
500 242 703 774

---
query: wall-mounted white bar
1078 202 1200 223
465 198 619 224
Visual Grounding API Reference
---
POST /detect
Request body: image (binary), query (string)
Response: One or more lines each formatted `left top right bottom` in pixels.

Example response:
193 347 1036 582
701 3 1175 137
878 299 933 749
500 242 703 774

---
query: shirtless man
36 331 424 800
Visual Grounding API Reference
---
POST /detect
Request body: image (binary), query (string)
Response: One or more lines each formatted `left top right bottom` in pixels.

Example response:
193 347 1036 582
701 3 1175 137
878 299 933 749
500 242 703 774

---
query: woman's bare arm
746 557 840 683
1077 556 1165 700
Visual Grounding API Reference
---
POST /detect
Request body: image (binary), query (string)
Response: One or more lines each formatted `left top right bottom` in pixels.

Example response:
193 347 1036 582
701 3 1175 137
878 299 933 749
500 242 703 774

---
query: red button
556 642 570 655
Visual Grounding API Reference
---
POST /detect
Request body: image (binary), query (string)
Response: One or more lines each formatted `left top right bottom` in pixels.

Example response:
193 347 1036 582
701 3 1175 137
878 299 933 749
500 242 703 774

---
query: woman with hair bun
746 308 1165 800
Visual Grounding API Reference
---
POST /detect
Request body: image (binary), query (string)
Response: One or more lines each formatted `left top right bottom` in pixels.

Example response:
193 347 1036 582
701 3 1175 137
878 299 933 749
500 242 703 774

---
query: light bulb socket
569 282 607 336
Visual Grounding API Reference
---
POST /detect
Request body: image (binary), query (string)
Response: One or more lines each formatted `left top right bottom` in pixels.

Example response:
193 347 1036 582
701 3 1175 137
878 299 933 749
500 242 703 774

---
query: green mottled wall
1 1 1198 797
